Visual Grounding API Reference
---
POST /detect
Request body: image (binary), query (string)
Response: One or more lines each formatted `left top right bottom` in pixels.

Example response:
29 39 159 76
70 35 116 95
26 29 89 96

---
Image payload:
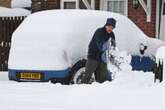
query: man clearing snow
79 18 117 84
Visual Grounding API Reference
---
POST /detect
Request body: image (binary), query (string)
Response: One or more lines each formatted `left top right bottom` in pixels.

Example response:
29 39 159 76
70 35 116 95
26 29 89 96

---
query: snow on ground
0 72 8 81
0 7 30 16
0 70 165 110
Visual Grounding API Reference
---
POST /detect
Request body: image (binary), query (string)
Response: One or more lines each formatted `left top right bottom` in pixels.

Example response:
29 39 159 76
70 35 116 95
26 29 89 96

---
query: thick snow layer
11 0 32 8
8 10 165 70
0 7 30 16
1 71 165 110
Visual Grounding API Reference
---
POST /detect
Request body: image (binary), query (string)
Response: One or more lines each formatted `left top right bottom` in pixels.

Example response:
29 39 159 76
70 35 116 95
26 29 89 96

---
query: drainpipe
91 0 95 10
76 0 79 9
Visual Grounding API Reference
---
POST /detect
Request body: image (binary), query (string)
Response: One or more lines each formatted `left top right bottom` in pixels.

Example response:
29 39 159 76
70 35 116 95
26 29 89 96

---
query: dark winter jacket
87 27 116 62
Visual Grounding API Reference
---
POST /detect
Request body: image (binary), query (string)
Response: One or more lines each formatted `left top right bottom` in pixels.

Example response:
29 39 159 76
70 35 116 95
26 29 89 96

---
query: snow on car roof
8 10 165 70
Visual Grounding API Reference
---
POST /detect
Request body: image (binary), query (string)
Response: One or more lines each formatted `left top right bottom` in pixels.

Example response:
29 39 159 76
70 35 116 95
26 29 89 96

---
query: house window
107 1 125 14
163 3 165 15
102 0 128 16
61 0 79 9
64 2 76 9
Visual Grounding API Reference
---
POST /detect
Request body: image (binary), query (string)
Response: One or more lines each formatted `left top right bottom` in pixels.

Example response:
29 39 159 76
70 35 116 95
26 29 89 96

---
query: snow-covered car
8 10 165 83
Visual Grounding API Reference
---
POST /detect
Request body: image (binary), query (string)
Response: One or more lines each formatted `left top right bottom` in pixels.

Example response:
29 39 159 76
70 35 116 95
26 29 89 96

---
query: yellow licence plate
20 73 41 80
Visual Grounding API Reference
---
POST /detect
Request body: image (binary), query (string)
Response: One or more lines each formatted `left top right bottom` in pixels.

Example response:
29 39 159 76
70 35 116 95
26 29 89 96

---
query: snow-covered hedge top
0 7 30 17
8 10 165 70
11 0 31 8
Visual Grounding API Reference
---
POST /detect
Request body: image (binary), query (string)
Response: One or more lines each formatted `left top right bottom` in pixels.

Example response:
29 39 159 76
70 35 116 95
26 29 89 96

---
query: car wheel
70 59 95 84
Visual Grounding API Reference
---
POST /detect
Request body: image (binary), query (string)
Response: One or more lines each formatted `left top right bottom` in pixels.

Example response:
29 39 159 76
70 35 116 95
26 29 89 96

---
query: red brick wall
31 0 60 12
128 0 156 38
0 0 11 8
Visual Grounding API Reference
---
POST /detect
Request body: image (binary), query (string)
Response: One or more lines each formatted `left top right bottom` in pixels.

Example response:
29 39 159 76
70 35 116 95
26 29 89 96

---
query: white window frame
100 0 128 16
82 0 95 9
61 0 79 9
156 0 160 38
138 0 151 22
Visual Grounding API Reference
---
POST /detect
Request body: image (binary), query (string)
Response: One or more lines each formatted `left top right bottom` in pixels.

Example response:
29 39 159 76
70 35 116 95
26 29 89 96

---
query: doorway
159 0 165 41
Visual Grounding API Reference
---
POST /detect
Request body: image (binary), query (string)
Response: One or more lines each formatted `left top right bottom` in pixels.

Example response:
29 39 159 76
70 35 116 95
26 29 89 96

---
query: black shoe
77 72 93 84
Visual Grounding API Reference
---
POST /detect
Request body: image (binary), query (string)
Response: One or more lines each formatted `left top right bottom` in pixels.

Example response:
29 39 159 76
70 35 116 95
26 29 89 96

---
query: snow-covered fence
0 16 26 71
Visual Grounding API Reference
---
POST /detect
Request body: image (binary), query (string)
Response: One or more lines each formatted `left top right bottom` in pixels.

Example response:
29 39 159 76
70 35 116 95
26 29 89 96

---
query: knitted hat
105 18 116 28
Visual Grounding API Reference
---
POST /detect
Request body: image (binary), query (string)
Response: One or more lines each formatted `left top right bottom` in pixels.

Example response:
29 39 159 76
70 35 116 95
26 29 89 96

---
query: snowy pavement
0 71 165 110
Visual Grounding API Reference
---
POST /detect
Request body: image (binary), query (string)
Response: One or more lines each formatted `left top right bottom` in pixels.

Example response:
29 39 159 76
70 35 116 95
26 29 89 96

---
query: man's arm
92 29 103 52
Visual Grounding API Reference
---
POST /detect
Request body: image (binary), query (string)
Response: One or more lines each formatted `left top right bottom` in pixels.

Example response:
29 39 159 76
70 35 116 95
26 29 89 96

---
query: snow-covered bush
0 7 30 16
11 0 31 8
